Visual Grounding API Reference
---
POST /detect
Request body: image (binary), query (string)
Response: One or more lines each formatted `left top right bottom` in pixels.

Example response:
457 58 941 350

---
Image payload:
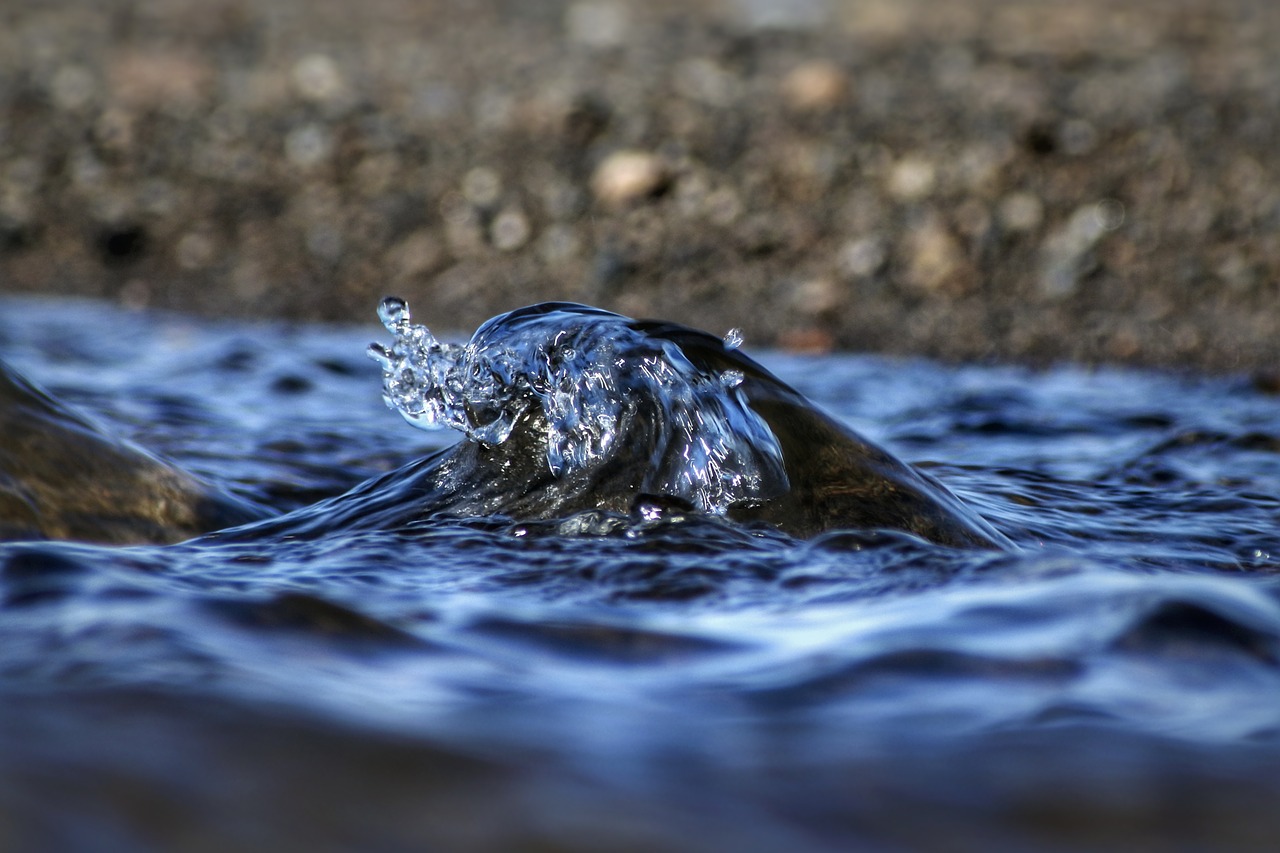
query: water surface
3 296 1280 851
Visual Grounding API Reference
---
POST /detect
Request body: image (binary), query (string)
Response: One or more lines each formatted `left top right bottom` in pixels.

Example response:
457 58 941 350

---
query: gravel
2 0 1278 372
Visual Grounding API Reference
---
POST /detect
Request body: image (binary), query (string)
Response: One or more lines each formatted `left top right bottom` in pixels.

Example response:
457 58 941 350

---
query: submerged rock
1 301 1009 549
361 299 1010 548
0 361 266 544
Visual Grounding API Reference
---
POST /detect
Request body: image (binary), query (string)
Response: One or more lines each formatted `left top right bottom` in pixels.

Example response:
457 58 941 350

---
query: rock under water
0 300 1009 548
357 298 1009 547
0 360 266 543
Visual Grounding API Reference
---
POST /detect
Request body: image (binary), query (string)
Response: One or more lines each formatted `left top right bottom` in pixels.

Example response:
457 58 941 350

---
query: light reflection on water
3 296 1280 850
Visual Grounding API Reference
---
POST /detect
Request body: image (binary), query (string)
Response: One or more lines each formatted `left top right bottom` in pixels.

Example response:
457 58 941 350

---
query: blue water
3 296 1280 851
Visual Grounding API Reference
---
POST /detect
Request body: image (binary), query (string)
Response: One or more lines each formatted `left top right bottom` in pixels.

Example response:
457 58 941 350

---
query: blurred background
1 0 1277 370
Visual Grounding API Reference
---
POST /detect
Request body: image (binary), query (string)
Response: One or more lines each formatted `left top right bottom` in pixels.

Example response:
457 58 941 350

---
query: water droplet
723 328 744 350
366 342 393 369
377 296 410 331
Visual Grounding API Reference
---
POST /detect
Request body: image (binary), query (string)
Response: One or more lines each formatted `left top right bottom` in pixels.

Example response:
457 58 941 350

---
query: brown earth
1 0 1278 372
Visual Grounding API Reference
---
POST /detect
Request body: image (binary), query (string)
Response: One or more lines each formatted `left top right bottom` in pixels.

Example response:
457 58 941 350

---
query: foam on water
369 297 788 514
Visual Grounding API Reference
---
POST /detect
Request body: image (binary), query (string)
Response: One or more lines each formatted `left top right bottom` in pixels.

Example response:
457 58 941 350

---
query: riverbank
2 0 1277 371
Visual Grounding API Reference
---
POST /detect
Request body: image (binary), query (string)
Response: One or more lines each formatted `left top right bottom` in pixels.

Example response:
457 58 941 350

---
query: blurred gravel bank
2 0 1278 371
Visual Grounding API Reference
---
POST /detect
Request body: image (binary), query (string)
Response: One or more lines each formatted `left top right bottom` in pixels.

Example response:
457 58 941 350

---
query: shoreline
2 0 1277 372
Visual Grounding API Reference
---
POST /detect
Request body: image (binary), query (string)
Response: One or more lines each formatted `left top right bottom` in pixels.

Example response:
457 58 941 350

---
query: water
3 296 1280 851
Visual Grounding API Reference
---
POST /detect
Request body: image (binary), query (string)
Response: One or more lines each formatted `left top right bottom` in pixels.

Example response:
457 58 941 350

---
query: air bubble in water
723 328 744 350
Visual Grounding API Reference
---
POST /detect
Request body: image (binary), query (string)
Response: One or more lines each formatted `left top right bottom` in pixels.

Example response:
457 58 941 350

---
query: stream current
3 296 1280 851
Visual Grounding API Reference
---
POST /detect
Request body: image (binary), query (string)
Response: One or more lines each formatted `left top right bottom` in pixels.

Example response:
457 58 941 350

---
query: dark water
3 297 1280 851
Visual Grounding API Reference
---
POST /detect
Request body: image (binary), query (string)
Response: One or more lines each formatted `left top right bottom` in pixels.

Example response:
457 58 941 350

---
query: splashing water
368 297 788 513
8 297 1280 850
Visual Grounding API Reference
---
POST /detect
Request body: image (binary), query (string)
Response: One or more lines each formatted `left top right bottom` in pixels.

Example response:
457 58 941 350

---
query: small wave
368 298 1010 547
369 298 787 515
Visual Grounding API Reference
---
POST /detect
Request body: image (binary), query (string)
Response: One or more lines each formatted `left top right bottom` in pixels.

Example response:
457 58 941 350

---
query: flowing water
3 296 1280 851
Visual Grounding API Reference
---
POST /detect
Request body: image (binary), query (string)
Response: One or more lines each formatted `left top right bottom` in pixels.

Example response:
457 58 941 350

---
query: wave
0 299 1009 548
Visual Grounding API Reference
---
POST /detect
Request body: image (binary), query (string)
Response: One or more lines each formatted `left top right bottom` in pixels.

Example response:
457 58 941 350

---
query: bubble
723 328 744 350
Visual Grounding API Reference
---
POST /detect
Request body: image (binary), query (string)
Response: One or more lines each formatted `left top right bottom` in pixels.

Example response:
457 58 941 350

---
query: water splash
369 298 788 514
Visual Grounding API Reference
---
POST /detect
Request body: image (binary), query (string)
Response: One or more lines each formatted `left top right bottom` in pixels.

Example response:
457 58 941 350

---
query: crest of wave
368 298 787 514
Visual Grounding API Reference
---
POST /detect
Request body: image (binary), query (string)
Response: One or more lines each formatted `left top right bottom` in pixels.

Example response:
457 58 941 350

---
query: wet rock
360 299 1011 547
0 361 266 544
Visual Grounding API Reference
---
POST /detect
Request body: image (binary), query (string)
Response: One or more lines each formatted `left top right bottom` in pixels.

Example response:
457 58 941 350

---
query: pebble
565 1 629 48
998 192 1044 232
838 235 887 278
674 58 739 107
1038 201 1118 299
778 326 835 353
734 0 830 31
390 231 443 279
780 61 849 112
591 151 666 206
49 65 96 111
283 124 333 169
791 277 839 316
291 54 345 103
490 208 531 252
108 52 211 110
462 167 503 208
175 231 216 271
1059 119 1099 156
1 0 1274 373
538 223 581 263
904 219 967 293
886 156 937 201
704 187 743 226
305 224 343 261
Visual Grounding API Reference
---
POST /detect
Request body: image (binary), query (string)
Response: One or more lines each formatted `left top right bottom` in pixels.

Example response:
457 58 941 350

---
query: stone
591 151 667 206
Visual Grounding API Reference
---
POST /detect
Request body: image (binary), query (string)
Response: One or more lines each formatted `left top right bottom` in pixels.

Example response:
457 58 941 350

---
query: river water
3 296 1280 851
